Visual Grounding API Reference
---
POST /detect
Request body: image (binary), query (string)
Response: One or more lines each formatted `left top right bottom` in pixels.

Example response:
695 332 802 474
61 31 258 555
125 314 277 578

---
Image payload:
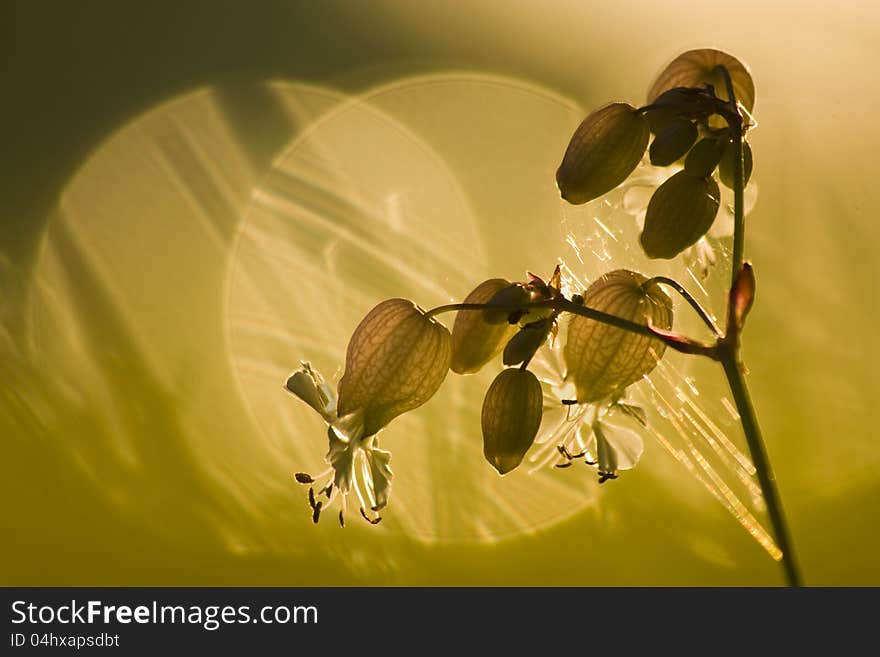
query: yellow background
2 1 879 585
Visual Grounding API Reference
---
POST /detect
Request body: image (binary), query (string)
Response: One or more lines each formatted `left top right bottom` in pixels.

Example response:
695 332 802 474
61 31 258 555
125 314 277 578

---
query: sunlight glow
225 74 600 543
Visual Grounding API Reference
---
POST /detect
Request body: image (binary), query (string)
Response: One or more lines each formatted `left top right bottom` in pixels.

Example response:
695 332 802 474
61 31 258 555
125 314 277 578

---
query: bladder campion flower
481 368 544 474
620 160 754 279
564 269 673 403
556 103 650 205
640 171 721 259
528 343 652 483
719 139 753 189
287 298 451 524
450 278 517 374
649 117 699 166
337 298 451 437
283 47 806 590
647 48 755 114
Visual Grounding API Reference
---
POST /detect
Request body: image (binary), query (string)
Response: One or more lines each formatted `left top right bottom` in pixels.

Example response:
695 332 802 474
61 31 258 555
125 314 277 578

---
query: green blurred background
2 0 879 585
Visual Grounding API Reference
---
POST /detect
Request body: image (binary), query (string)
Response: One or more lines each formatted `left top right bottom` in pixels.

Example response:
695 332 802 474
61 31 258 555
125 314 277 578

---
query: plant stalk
716 64 802 586
719 347 802 586
715 64 746 290
425 299 714 358
429 66 802 585
730 127 746 290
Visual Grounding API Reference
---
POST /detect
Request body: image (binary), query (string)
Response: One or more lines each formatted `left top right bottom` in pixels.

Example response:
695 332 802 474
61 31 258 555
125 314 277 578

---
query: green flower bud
647 48 755 113
719 140 753 189
482 282 533 325
502 323 550 367
481 368 543 475
451 278 517 374
640 171 720 259
556 103 650 205
649 117 698 166
728 261 756 335
564 270 673 403
338 298 451 436
684 137 726 178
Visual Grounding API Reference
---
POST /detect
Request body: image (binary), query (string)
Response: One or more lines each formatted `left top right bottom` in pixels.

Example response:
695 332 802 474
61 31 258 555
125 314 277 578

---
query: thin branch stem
715 65 802 586
425 300 715 359
714 64 746 290
720 347 802 587
644 276 722 336
432 66 799 584
729 129 746 290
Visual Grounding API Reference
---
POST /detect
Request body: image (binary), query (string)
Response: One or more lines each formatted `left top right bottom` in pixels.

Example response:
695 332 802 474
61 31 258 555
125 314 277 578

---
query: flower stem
719 346 802 587
729 128 746 290
644 276 721 336
428 66 801 585
714 64 746 290
425 299 716 358
715 65 802 586
426 300 649 334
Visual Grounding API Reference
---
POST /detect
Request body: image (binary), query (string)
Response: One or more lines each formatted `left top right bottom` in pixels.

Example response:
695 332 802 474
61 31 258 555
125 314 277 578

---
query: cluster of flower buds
556 48 754 260
455 267 563 475
287 262 675 523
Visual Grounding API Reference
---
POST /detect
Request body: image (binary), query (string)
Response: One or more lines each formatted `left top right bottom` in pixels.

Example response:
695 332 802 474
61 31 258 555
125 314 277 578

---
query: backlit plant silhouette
286 49 802 586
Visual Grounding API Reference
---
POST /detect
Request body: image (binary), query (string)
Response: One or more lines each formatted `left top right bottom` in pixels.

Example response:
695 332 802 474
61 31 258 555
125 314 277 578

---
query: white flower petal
367 446 393 510
600 421 645 471
594 423 618 474
326 425 355 493
574 422 593 453
551 380 577 404
684 237 717 279
285 363 336 422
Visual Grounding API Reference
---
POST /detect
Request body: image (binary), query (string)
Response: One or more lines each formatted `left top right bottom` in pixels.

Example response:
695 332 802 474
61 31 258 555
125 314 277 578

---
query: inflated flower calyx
640 171 720 259
684 137 726 177
502 321 551 367
564 270 673 403
481 368 543 475
647 48 756 113
482 283 532 325
450 278 518 374
649 117 698 166
719 140 753 189
644 107 679 135
337 298 451 436
556 103 650 205
644 87 718 137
